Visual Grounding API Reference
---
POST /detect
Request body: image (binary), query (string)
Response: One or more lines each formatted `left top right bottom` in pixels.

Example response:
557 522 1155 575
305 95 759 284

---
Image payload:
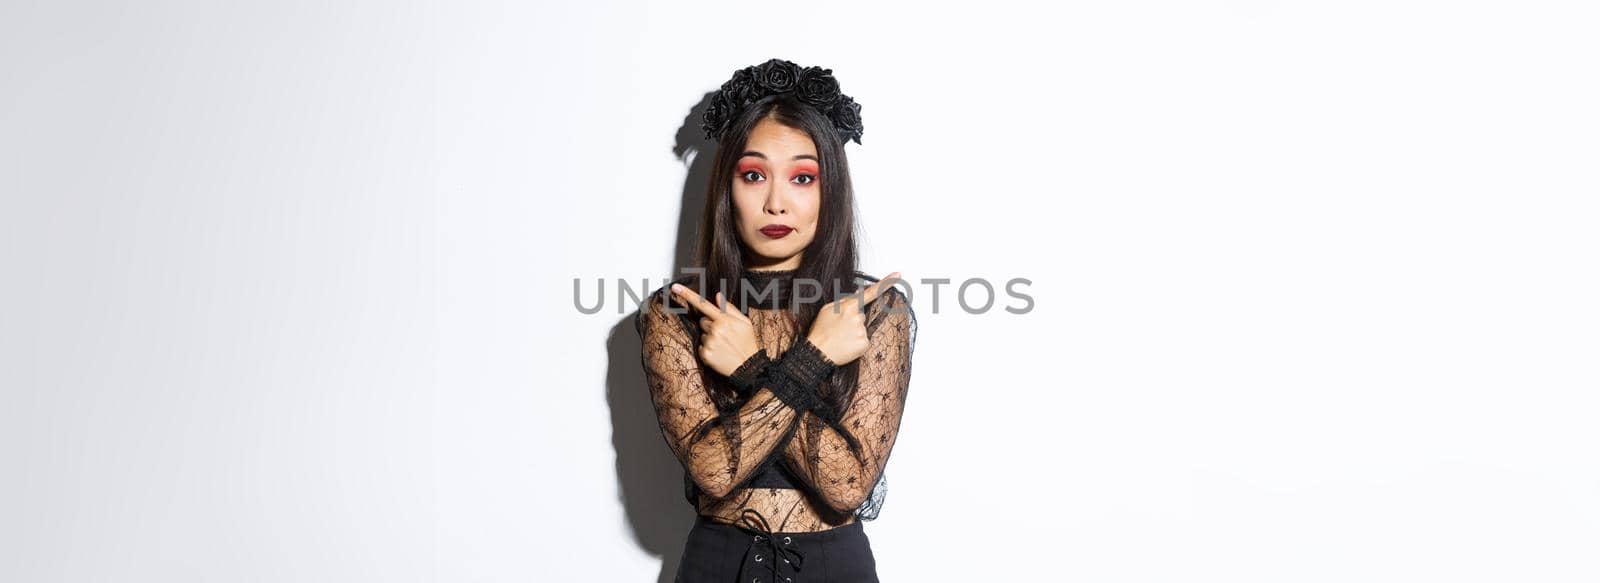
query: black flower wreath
701 58 864 145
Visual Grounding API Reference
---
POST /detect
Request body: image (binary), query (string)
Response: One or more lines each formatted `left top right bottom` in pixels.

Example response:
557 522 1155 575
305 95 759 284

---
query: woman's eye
792 174 816 185
741 170 764 182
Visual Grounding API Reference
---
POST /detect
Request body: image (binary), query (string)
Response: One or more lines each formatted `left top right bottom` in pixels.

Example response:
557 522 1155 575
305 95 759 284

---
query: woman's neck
735 265 798 310
745 253 802 271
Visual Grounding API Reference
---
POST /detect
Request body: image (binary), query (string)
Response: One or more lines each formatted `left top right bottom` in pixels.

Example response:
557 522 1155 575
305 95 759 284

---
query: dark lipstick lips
759 225 794 238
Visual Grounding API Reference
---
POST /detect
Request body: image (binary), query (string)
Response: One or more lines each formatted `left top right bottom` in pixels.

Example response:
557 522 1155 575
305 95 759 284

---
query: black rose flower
722 67 758 108
830 95 864 144
701 92 731 140
751 58 801 93
796 66 841 107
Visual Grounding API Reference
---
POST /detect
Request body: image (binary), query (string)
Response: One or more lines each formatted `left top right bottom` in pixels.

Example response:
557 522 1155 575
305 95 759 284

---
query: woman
635 59 916 583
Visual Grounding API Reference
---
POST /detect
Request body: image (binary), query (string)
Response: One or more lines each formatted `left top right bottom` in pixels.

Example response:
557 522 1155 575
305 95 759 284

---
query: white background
3 1 1597 581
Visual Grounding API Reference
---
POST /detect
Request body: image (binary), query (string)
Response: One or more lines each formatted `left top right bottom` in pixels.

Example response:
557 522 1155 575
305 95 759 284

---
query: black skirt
676 510 880 583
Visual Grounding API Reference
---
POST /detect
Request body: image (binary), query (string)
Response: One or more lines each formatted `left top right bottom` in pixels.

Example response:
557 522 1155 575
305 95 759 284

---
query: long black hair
690 92 868 431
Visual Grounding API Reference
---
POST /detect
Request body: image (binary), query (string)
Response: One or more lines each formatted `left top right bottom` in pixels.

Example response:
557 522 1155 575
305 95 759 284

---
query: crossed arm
636 289 803 498
777 289 914 513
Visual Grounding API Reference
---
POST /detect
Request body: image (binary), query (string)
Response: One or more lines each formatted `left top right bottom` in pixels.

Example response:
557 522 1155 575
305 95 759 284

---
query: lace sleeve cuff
727 349 773 396
768 337 837 412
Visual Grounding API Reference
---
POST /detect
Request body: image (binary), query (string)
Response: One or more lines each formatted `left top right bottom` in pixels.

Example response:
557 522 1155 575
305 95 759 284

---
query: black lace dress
635 268 917 530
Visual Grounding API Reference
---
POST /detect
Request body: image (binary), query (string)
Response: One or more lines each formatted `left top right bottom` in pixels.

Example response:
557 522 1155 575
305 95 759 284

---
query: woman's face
732 117 821 270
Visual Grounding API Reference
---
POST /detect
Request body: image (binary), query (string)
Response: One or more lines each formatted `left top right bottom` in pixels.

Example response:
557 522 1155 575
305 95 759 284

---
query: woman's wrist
726 348 772 396
765 337 837 412
801 331 838 367
779 336 838 389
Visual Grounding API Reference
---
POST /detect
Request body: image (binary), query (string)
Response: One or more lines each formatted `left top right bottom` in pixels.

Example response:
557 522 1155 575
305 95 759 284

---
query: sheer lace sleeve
780 286 916 517
635 287 836 499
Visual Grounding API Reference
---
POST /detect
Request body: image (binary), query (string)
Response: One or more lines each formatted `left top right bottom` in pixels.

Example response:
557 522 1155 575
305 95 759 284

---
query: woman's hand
671 283 761 377
805 272 900 365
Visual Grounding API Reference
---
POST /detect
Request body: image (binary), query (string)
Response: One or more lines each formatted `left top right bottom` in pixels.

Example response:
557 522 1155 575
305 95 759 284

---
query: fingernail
670 283 684 293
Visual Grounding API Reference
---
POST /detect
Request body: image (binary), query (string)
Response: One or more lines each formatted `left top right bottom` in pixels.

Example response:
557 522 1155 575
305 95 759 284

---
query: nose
762 186 788 215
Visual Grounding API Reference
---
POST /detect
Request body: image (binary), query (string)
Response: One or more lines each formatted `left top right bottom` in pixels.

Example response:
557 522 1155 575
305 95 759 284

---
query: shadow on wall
605 91 716 583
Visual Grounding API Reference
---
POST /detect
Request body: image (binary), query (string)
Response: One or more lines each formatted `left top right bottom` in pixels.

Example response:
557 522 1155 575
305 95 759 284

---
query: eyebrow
739 151 819 162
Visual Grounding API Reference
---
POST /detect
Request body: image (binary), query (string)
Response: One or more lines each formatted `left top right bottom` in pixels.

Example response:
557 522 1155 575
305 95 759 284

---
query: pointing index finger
861 272 901 305
670 283 721 320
